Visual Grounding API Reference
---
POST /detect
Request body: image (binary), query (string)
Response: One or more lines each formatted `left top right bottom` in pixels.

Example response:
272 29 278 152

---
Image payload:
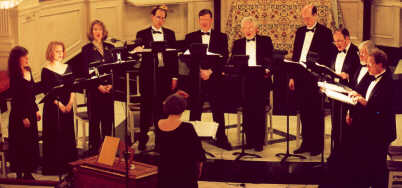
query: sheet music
323 89 357 105
183 49 222 57
129 48 177 54
318 82 352 94
283 59 307 68
187 121 218 139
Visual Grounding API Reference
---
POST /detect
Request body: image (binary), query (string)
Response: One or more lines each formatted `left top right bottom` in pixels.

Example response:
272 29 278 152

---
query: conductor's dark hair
151 5 168 18
8 46 28 81
334 25 350 38
163 94 187 115
312 6 317 15
370 48 389 68
199 9 213 18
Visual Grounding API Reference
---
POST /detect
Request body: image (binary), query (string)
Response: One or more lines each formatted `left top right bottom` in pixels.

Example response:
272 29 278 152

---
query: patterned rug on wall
225 0 344 58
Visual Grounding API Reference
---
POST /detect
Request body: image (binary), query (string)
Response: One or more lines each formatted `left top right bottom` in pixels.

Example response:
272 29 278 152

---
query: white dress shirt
334 42 351 74
365 70 386 101
299 22 317 62
151 26 164 67
246 38 257 67
201 29 211 47
357 65 368 84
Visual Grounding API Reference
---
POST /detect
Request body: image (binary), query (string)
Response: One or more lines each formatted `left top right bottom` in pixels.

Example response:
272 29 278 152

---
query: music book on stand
187 121 218 139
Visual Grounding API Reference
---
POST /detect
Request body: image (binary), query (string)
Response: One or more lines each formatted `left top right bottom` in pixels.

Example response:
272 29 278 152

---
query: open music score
318 81 357 105
183 49 223 57
283 59 307 68
129 48 178 54
186 121 218 139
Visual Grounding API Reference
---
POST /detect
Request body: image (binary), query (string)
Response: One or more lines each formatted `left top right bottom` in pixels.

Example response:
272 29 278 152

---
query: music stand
275 59 306 163
96 58 139 188
39 79 71 182
180 43 225 154
307 60 344 164
134 41 180 154
225 55 262 160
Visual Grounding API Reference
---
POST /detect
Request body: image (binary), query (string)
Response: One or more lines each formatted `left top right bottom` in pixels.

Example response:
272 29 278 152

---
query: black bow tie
367 75 376 82
361 65 367 67
152 30 162 34
338 49 346 54
201 32 210 36
306 28 315 32
246 38 256 42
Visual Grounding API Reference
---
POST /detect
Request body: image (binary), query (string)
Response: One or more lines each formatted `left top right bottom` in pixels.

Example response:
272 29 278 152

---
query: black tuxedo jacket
184 29 229 76
352 70 396 145
231 35 274 105
292 23 334 66
350 65 371 92
231 35 273 68
136 27 179 81
329 43 360 85
290 23 334 98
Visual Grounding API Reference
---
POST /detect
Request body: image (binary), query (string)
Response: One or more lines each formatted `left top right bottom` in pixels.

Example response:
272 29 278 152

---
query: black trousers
330 100 347 152
242 70 269 148
87 90 114 154
297 87 324 152
139 68 171 146
327 127 390 188
189 77 227 141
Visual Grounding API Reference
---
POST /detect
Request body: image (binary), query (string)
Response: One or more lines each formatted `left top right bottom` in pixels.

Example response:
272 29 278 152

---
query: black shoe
310 150 322 156
255 146 263 152
23 173 35 180
293 147 309 154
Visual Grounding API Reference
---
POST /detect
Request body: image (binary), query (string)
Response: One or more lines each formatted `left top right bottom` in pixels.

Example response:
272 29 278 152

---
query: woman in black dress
158 93 206 188
7 46 41 180
80 20 115 155
41 41 77 175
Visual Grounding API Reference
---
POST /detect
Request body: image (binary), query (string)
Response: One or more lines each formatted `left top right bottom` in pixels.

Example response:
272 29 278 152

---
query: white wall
0 0 213 81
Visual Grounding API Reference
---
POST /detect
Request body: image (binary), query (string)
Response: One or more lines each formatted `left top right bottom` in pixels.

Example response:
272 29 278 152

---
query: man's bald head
301 5 318 28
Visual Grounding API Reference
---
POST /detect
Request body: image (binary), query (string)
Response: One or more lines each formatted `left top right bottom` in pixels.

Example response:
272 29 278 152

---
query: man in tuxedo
231 16 273 151
349 40 376 91
183 9 231 150
328 27 359 153
135 5 179 151
341 48 396 187
345 40 376 127
289 5 334 156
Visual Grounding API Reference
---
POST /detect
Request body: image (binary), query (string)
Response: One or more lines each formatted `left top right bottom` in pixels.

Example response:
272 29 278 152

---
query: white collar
152 26 163 32
345 42 351 53
201 29 212 33
374 69 386 79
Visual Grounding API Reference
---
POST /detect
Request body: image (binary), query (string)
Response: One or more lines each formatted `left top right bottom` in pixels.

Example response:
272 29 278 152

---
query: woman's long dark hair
8 46 28 82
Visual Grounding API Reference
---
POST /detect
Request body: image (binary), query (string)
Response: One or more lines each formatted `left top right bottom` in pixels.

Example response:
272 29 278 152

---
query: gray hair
358 40 376 54
241 16 257 28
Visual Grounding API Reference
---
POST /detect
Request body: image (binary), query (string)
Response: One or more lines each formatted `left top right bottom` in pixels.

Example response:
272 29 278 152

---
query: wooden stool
387 160 402 188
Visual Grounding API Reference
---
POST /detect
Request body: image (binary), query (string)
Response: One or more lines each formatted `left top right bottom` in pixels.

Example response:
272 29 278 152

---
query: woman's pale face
92 24 104 42
52 45 64 62
19 55 29 70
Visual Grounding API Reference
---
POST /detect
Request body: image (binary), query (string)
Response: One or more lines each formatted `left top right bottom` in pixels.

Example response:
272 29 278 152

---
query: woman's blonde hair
45 41 66 61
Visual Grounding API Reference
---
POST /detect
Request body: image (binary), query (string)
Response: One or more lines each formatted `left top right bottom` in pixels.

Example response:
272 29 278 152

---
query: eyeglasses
333 40 345 44
155 16 166 21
